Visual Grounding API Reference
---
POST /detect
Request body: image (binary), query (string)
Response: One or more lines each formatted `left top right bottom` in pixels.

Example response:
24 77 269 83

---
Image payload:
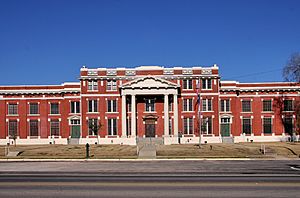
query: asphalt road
0 160 299 197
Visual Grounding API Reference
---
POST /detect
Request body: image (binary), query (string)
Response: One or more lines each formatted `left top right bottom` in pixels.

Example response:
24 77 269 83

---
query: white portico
120 76 179 144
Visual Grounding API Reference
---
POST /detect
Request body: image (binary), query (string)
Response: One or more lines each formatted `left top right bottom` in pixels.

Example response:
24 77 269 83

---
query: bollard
85 143 90 159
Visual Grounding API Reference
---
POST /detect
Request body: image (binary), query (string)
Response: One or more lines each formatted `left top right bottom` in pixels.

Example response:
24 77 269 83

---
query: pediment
121 76 179 89
68 115 81 120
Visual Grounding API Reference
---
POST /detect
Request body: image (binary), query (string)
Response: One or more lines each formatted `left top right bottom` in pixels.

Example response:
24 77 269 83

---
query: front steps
222 137 234 143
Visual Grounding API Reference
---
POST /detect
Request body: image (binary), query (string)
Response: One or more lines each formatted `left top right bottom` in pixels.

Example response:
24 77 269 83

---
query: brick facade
0 65 299 145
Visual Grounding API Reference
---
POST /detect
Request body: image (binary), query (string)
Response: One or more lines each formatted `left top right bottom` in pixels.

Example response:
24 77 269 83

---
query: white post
131 94 136 137
121 94 127 137
173 94 178 137
164 94 169 136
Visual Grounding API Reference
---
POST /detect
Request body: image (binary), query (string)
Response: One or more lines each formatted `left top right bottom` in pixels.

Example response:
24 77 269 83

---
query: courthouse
0 65 299 145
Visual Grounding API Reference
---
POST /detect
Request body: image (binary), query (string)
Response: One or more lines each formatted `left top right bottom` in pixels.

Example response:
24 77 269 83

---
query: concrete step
6 151 20 157
137 138 163 146
138 144 156 159
222 137 234 144
68 138 80 145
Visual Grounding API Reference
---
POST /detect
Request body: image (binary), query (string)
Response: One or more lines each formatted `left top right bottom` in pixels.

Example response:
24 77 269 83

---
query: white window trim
145 99 155 112
202 79 212 90
107 118 117 136
107 100 118 113
70 101 80 114
183 79 193 90
88 100 98 113
87 80 98 91
183 98 194 112
202 98 213 112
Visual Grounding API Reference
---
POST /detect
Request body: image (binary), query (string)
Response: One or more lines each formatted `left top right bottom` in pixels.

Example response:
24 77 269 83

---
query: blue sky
0 0 299 85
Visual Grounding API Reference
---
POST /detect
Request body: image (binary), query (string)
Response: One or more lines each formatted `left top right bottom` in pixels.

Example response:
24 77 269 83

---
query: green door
220 118 230 137
221 123 230 137
71 125 81 138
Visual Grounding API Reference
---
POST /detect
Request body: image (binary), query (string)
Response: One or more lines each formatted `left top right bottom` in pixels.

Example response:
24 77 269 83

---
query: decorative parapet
182 69 193 75
87 69 98 76
106 69 117 76
125 70 136 76
202 68 212 75
163 69 174 75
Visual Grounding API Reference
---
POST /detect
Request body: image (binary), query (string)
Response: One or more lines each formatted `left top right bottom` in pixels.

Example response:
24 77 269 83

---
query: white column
121 94 127 137
173 94 178 137
164 94 169 136
131 94 136 137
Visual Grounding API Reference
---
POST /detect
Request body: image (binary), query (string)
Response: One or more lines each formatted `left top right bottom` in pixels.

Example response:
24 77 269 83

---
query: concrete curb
0 158 299 162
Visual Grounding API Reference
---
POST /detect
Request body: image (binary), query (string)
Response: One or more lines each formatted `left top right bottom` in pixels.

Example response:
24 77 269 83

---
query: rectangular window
262 100 272 112
108 118 117 136
202 79 212 90
183 117 193 135
127 99 132 112
88 100 98 113
70 101 80 113
127 118 131 136
88 80 98 91
29 120 39 136
201 117 212 135
50 103 59 114
50 119 60 136
183 99 193 111
242 118 252 134
29 103 39 115
88 118 99 136
106 80 117 91
283 117 293 134
183 79 193 90
284 100 293 111
202 99 212 111
263 117 272 134
242 100 251 112
107 100 117 112
220 99 230 112
8 104 18 115
8 120 18 137
145 99 155 112
169 118 172 135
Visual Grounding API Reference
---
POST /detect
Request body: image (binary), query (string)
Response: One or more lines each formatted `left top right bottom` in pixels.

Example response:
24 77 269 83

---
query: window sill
261 111 273 113
86 112 99 114
144 111 157 113
220 111 232 113
106 90 118 92
182 111 194 113
28 114 40 116
7 114 19 116
241 112 253 113
87 90 98 92
105 112 119 114
49 114 61 116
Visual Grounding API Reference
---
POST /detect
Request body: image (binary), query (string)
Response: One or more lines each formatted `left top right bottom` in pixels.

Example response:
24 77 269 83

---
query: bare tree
88 119 102 136
282 52 300 141
283 52 300 82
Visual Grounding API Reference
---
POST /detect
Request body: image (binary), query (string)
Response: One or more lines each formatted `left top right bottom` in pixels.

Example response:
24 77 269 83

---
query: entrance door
220 118 230 137
71 125 81 138
145 119 156 137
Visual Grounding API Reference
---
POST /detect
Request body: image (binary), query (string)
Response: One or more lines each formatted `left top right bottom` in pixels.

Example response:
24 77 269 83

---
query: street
0 160 299 197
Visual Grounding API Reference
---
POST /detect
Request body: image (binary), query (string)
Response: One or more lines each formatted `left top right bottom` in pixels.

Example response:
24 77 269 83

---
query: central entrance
143 115 158 138
145 119 156 137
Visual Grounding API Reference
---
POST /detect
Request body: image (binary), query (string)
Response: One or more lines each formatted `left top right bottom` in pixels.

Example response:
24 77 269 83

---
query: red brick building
0 65 299 145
